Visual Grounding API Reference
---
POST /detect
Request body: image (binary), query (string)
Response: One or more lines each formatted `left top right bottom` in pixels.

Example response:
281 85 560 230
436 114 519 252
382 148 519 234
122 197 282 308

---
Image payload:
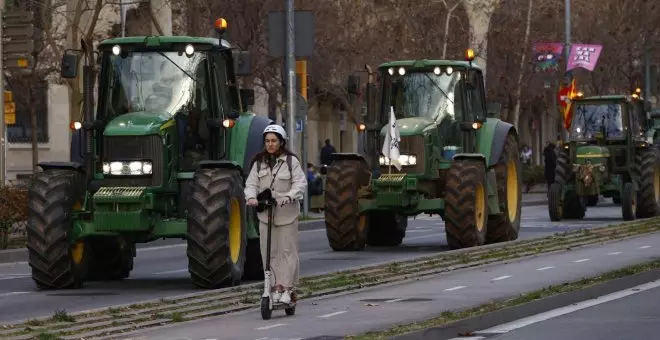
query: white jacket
244 153 307 226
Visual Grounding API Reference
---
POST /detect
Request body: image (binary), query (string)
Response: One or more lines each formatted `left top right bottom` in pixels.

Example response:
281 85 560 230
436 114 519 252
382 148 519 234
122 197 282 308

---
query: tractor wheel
612 195 621 205
324 159 371 251
554 148 573 185
444 159 488 249
366 212 407 246
621 182 637 221
242 206 264 281
86 237 134 281
633 147 660 218
548 183 563 221
187 169 247 289
26 169 88 289
564 194 586 219
486 133 522 244
586 195 599 207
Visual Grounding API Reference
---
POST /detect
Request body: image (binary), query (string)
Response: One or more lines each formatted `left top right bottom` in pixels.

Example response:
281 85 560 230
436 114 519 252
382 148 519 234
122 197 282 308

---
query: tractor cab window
465 70 486 121
385 70 463 123
629 101 646 139
103 51 208 119
570 103 624 140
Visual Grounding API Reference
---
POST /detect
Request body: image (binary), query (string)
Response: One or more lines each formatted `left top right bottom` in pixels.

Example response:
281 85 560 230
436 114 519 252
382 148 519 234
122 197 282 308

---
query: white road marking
491 275 512 281
0 291 30 298
300 228 325 233
536 266 555 271
638 245 651 249
406 229 433 233
607 252 622 255
0 275 30 281
448 337 486 340
385 298 404 303
573 258 590 263
318 311 348 318
444 285 466 292
152 269 188 275
256 323 286 330
471 279 660 334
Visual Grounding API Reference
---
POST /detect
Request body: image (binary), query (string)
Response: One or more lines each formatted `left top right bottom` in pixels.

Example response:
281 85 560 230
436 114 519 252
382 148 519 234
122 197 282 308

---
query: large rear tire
324 159 371 251
486 133 522 244
187 169 247 289
634 147 660 218
444 159 488 249
26 169 88 289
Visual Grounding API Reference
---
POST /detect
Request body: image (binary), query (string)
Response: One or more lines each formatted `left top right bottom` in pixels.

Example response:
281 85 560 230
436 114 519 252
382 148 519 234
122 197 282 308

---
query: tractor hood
380 117 434 137
575 145 610 163
103 111 173 136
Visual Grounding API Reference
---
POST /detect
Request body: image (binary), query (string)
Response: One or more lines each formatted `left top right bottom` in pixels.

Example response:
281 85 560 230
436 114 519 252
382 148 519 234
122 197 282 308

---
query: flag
382 107 401 171
558 78 577 129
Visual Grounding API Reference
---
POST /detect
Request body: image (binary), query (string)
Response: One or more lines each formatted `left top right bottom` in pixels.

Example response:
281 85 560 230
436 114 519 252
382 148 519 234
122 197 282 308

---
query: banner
532 42 563 73
567 44 603 72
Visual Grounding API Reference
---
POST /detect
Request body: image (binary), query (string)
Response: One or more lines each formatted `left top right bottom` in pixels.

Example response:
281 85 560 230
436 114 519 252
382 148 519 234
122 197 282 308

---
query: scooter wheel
261 297 272 320
285 305 296 316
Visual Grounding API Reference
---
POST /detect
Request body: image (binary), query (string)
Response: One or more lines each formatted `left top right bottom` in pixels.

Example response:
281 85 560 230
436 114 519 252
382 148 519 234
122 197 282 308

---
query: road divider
1 217 657 340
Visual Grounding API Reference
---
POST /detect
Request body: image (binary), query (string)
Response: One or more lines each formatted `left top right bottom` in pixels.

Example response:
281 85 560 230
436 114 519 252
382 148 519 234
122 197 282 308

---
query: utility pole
0 0 5 185
120 0 126 37
563 0 571 141
284 0 296 150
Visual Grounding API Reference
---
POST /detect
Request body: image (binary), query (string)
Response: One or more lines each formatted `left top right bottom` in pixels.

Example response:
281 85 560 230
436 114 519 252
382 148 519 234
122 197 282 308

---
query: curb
0 199 549 265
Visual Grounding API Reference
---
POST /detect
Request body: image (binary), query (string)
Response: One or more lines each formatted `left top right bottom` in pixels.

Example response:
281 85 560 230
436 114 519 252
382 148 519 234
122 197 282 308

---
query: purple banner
567 44 603 72
533 42 564 73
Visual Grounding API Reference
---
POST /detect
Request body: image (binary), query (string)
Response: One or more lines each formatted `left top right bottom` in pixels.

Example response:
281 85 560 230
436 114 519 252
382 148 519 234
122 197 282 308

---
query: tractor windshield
101 50 209 119
384 70 463 122
570 103 625 140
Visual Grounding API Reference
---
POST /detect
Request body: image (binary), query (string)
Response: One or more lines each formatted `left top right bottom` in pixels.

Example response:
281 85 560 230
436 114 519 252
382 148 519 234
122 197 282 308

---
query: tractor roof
100 36 231 48
581 95 628 101
378 59 482 71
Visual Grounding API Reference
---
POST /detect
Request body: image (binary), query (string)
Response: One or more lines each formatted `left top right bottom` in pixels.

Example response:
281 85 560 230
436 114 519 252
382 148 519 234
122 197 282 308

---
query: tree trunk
29 88 38 174
442 1 463 59
511 0 534 129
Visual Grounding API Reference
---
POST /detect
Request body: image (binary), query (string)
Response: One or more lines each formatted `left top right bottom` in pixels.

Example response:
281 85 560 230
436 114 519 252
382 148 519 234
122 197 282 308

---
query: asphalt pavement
118 225 660 340
0 196 623 325
446 276 660 340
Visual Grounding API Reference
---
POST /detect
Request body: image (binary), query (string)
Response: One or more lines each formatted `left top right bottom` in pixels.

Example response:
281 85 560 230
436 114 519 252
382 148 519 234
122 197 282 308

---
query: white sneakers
272 289 291 304
279 290 291 304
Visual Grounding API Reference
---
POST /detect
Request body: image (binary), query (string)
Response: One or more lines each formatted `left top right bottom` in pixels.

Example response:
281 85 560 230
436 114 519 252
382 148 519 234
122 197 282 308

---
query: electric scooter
258 190 296 320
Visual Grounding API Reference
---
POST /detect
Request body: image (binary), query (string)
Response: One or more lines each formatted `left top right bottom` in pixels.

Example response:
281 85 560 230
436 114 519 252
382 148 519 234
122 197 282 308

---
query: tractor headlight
598 165 606 172
379 154 417 166
103 161 153 175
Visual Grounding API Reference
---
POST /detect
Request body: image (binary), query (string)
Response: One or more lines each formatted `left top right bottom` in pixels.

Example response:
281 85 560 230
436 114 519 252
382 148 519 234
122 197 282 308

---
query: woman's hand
247 198 258 206
276 196 291 207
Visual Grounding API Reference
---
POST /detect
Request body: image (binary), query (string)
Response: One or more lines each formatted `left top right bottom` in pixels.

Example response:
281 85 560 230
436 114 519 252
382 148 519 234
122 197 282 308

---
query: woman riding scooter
245 124 307 305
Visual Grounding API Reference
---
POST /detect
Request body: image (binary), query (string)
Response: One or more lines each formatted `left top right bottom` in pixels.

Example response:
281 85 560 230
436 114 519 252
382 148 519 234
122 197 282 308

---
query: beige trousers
259 220 300 289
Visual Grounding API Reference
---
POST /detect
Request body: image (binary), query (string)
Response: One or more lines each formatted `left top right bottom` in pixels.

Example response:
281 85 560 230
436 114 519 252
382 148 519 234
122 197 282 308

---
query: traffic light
296 60 307 100
4 91 15 125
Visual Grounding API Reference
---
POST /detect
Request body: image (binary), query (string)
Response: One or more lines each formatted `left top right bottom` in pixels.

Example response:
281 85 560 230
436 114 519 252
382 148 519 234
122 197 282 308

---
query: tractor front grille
102 135 163 186
379 135 426 174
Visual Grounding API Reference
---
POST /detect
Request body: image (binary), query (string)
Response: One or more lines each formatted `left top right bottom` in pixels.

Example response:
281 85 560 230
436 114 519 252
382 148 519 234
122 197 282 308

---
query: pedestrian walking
245 124 307 305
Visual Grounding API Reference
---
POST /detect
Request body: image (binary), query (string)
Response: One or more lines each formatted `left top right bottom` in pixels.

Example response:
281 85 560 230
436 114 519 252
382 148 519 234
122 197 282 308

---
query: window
6 79 49 143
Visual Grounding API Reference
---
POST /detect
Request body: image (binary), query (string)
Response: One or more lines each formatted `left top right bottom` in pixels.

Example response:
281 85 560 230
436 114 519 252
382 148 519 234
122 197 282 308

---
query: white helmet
263 124 287 141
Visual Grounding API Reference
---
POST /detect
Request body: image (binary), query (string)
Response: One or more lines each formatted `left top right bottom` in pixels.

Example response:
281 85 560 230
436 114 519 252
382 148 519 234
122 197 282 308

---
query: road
120 226 660 340
442 276 660 340
0 198 627 324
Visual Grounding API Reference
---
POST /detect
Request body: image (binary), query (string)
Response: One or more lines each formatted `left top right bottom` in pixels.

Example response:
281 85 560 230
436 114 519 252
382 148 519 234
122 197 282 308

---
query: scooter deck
271 302 296 310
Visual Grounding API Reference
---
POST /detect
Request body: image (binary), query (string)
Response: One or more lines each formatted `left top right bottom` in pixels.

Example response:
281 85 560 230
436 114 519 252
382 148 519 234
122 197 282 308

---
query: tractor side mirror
487 102 502 118
233 50 252 76
61 54 79 79
240 88 255 107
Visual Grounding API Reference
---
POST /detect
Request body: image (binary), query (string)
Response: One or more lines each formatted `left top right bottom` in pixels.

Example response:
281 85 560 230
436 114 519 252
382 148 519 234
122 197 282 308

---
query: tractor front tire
548 183 563 221
621 182 637 221
486 133 522 244
444 159 488 249
26 169 88 289
554 148 573 185
634 147 660 218
324 159 371 251
86 237 134 281
187 169 247 289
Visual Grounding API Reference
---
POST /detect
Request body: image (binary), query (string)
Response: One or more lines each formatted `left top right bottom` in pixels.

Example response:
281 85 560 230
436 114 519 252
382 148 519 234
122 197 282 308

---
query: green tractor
26 19 270 289
324 50 523 251
548 94 660 221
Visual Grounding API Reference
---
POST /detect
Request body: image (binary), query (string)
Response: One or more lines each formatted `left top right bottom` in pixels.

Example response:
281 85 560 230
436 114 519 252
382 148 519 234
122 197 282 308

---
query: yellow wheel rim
229 198 241 264
506 160 519 222
475 183 486 232
71 241 84 265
